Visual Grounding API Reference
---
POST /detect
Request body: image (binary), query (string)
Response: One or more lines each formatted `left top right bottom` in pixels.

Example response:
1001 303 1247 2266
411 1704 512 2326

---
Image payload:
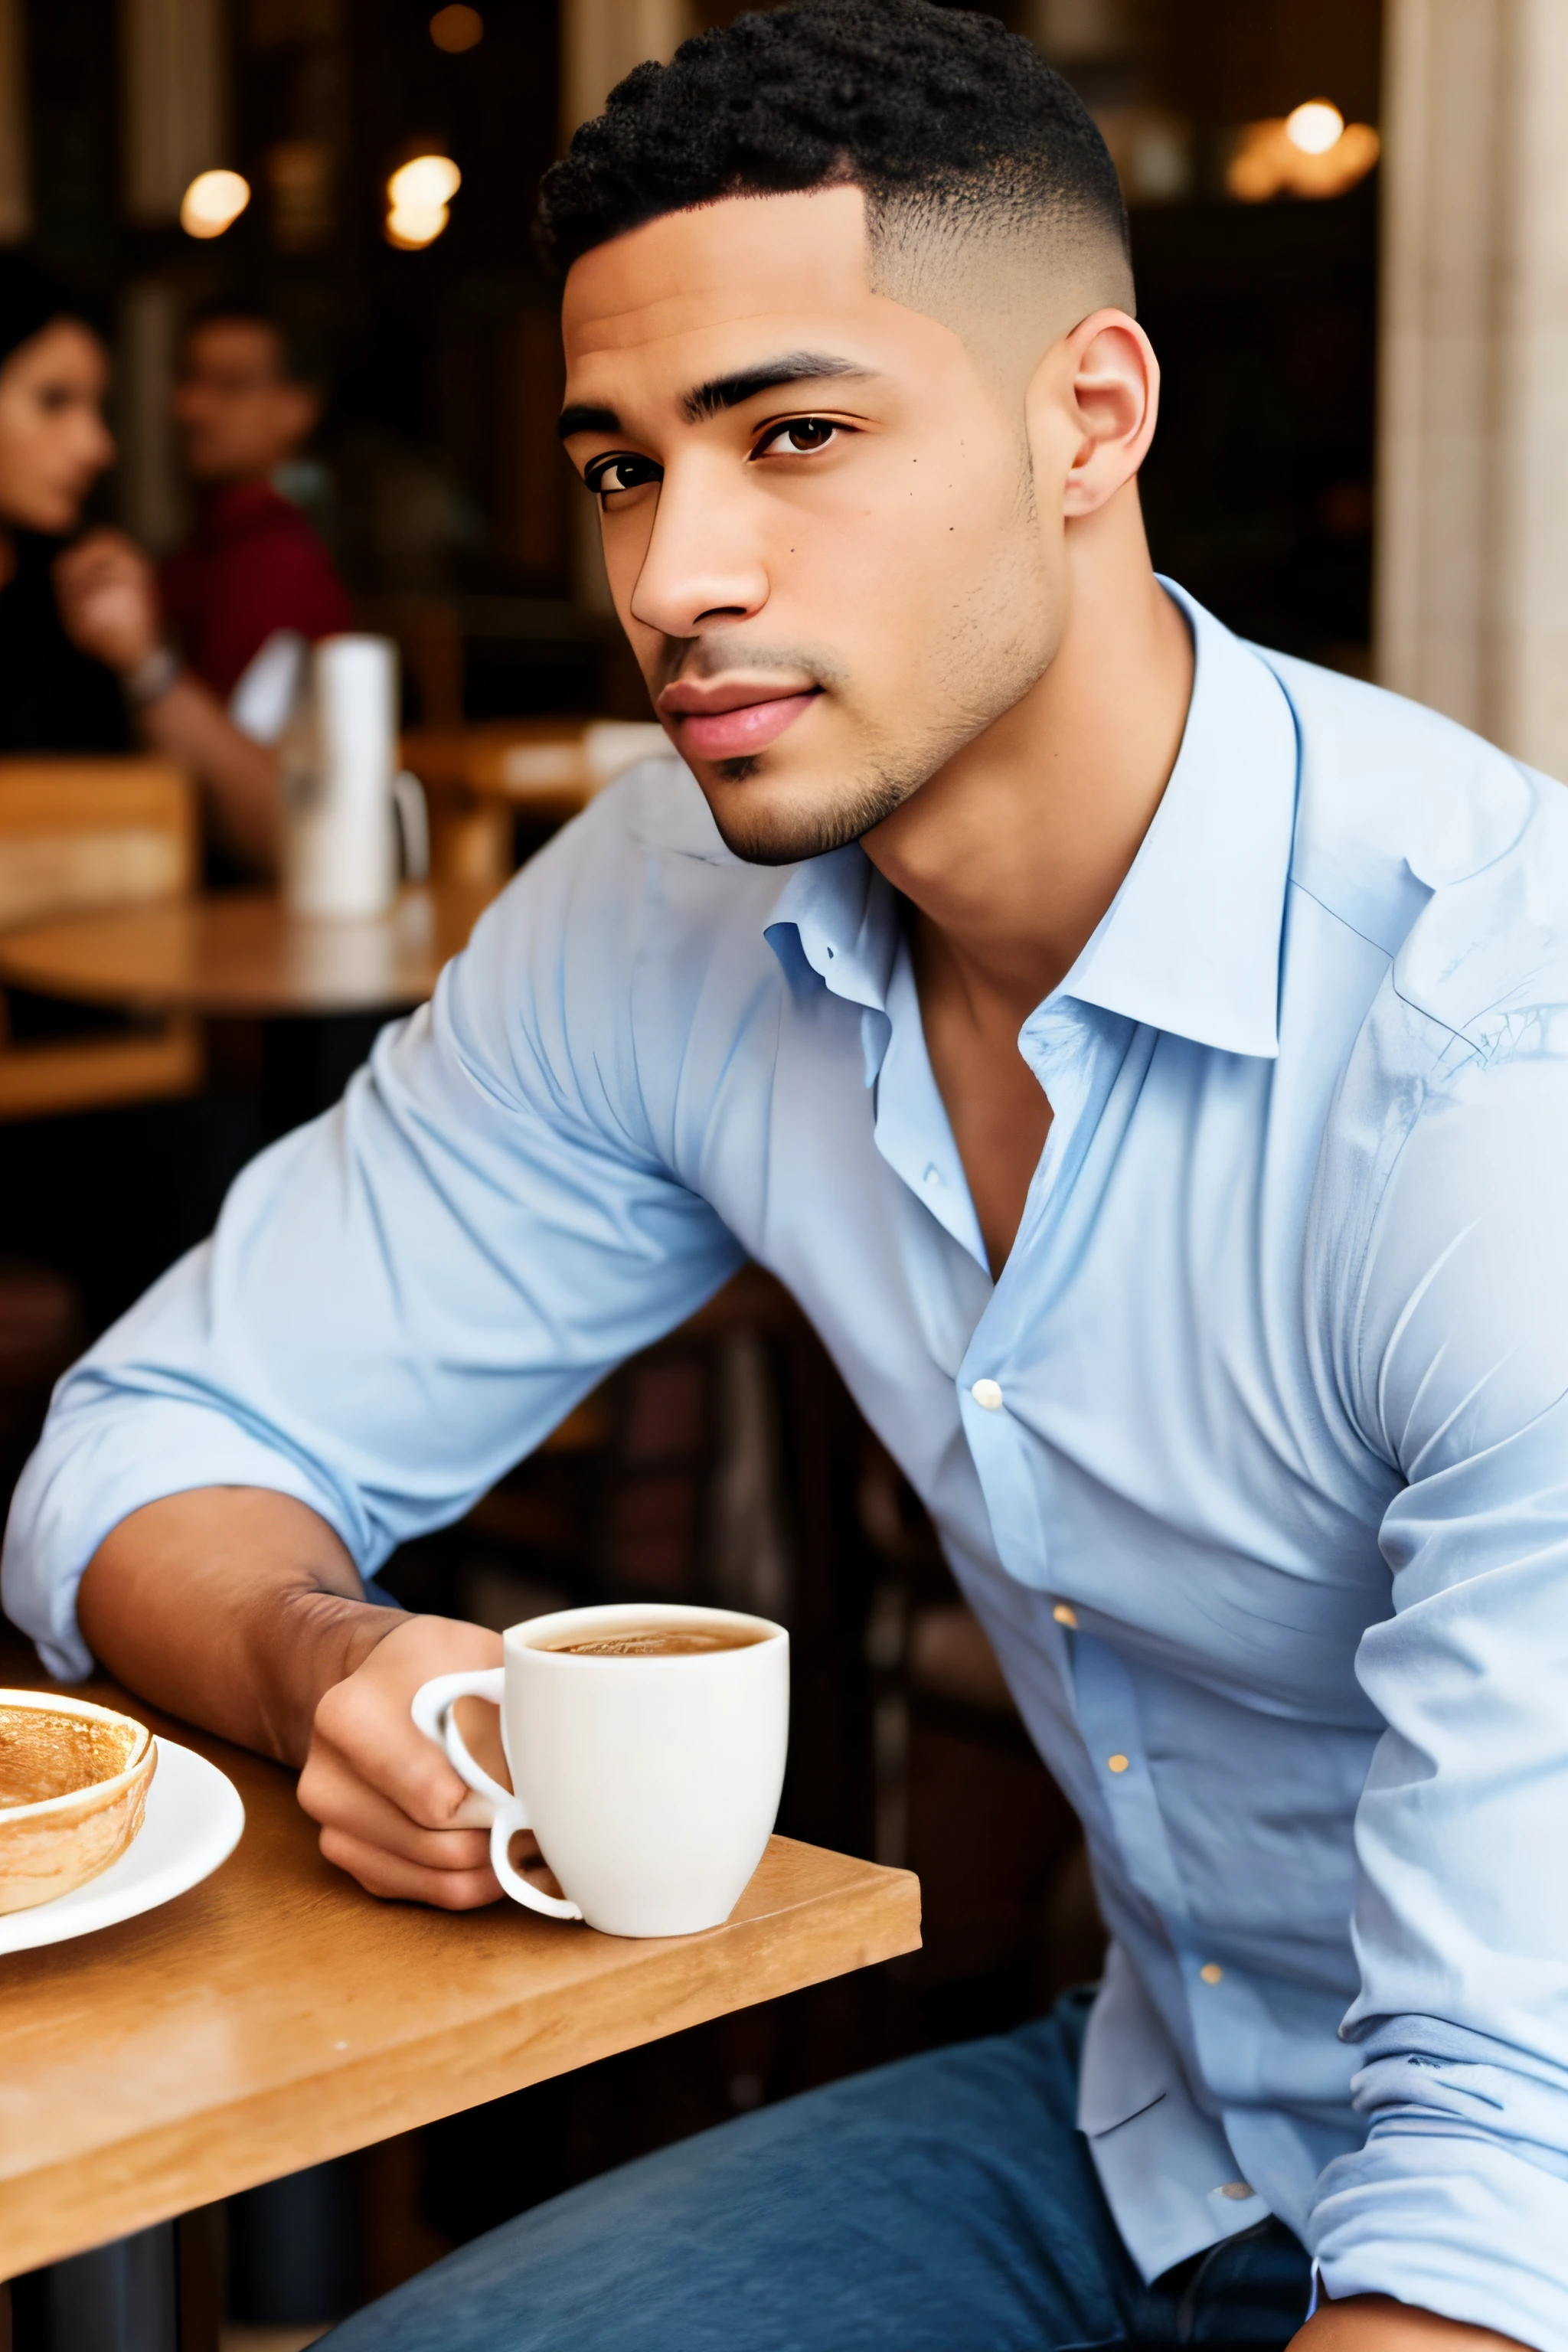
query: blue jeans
325 1991 1310 2350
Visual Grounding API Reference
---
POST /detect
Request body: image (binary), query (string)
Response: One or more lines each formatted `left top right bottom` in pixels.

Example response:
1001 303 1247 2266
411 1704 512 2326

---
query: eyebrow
557 402 621 440
681 351 874 423
557 352 875 442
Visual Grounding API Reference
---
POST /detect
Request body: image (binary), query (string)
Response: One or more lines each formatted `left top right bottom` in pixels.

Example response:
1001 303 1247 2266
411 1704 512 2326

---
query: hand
53 529 163 674
296 1612 514 1909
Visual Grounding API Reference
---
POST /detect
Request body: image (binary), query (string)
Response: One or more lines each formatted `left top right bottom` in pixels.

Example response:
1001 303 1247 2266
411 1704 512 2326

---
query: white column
120 0 228 224
0 0 29 244
1376 0 1568 779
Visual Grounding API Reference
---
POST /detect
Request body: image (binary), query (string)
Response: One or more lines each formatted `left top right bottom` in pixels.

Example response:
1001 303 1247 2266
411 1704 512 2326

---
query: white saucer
0 1738 245 1956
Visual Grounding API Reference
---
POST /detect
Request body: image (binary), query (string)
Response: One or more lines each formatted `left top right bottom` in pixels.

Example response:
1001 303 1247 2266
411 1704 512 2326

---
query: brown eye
586 452 661 501
783 420 833 452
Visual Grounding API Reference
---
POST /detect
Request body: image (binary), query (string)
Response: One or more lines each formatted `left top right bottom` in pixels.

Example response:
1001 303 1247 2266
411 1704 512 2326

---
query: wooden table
0 880 502 1134
403 721 667 887
0 881 497 1021
0 1638 920 2280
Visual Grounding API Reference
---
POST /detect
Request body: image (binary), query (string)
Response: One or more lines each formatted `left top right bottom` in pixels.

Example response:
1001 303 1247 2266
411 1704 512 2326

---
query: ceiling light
430 4 483 51
385 201 450 250
1285 100 1344 155
179 169 251 240
1228 114 1378 203
387 154 461 211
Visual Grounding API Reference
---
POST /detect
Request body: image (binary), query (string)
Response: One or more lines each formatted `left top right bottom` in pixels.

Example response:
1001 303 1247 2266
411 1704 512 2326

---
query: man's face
173 322 318 487
560 186 1068 864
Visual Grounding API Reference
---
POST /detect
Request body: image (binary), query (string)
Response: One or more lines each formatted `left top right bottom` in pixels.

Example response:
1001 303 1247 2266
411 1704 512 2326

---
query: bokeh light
430 5 483 51
388 155 461 211
179 169 251 240
385 154 461 250
1285 100 1345 156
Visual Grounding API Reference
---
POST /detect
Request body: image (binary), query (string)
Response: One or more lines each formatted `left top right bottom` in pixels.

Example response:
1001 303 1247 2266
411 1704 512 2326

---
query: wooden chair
0 759 203 1122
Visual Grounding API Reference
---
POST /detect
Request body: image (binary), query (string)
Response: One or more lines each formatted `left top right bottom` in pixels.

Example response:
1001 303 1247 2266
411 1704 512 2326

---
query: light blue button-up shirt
9 585 1568 2344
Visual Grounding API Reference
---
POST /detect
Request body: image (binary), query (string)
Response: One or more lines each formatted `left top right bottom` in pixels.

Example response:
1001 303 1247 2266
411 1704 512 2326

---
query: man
53 302 351 875
5 7 1565 2349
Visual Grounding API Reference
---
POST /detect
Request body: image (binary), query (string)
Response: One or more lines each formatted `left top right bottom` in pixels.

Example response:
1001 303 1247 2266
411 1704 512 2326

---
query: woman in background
0 254 261 1338
0 256 127 753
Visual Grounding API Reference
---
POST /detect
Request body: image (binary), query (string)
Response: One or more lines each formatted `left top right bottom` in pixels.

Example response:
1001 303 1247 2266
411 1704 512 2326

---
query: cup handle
410 1671 583 1922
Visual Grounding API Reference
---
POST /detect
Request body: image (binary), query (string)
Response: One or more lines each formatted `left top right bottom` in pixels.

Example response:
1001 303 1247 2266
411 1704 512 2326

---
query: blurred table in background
0 881 498 1136
404 719 667 886
0 882 495 1021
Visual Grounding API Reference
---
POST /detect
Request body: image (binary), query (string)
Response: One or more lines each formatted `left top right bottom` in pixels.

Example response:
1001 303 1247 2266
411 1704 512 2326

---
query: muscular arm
1295 2298 1528 2352
77 1488 505 1906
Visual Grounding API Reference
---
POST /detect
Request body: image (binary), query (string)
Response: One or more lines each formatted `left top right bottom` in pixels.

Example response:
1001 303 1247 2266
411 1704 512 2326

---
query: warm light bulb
1285 100 1344 155
179 169 251 240
430 4 483 51
387 154 461 211
385 201 450 250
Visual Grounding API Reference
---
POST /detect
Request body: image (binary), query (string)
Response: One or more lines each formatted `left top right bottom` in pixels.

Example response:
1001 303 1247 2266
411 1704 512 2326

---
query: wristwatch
124 645 182 707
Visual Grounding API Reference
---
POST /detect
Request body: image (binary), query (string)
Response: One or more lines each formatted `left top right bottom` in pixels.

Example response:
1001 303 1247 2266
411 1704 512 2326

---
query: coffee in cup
538 1625 765 1658
411 1603 788 1937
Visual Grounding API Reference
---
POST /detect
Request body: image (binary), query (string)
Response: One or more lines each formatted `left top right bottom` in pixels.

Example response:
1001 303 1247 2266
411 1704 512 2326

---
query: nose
626 459 769 640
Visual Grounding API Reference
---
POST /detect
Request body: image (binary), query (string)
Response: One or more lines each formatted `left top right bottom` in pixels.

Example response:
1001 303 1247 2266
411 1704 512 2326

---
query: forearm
139 676 283 877
76 1487 398 1766
1295 2295 1530 2352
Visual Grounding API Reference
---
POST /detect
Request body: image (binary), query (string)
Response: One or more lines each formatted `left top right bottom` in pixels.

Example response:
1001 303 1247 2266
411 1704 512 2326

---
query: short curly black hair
535 0 1128 281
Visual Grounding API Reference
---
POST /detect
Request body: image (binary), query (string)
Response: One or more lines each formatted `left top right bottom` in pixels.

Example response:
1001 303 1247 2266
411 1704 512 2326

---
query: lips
658 684 821 763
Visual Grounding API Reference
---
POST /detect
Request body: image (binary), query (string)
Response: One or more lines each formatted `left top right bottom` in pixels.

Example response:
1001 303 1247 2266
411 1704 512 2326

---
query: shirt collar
762 581 1298 1063
1057 580 1297 1060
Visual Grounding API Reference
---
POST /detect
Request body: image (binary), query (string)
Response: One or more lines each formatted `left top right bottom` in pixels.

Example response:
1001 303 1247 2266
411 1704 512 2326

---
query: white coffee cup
411 1603 789 1938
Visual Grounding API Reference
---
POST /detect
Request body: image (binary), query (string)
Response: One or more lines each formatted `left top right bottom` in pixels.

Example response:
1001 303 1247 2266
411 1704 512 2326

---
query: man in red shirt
54 302 353 876
160 302 352 710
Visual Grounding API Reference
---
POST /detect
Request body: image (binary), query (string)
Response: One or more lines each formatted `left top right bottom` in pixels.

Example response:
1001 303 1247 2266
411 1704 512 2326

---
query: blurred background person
53 300 351 878
162 299 351 730
0 255 126 754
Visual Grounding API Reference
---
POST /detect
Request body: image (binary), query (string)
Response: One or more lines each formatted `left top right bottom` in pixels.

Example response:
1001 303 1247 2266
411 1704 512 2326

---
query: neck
200 471 275 498
860 483 1193 1020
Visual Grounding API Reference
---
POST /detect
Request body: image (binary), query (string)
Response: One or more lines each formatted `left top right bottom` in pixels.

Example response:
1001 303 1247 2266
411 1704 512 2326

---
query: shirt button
1052 1602 1078 1628
970 1377 1004 1410
1217 2181 1254 2201
1106 1753 1129 1774
1199 1962 1224 1984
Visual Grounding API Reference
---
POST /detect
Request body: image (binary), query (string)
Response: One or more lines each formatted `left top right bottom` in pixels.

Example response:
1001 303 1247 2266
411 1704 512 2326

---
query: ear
1026 309 1160 521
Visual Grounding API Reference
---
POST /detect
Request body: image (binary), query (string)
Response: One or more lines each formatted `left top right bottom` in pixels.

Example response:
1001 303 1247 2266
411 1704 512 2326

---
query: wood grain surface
0 882 498 1021
0 1637 920 2276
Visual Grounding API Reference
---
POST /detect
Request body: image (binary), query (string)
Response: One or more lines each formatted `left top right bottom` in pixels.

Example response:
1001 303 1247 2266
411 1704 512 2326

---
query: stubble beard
704 752 926 867
703 624 1052 869
674 501 1056 870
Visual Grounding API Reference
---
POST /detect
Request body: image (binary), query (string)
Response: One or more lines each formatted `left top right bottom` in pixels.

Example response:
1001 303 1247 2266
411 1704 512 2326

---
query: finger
312 1674 479 1830
297 1749 502 1871
318 1822 502 1909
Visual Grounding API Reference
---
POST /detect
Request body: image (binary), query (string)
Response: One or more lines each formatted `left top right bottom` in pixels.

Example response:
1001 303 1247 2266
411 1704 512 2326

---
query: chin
699 762 919 869
28 501 81 537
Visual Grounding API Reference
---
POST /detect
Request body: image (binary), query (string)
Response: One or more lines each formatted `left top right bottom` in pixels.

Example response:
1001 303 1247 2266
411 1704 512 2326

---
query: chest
688 960 1401 1706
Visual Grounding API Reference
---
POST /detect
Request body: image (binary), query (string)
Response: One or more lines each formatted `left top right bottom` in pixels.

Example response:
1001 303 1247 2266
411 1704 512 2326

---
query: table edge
0 1859 920 2276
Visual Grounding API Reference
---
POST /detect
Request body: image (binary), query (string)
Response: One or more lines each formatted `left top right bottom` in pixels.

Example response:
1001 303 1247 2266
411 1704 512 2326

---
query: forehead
5 318 105 387
562 185 882 381
185 318 283 372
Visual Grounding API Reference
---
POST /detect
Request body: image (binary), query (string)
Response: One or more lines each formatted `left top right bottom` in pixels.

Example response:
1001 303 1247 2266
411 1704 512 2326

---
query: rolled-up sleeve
2 793 745 1680
1312 1044 1568 2347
